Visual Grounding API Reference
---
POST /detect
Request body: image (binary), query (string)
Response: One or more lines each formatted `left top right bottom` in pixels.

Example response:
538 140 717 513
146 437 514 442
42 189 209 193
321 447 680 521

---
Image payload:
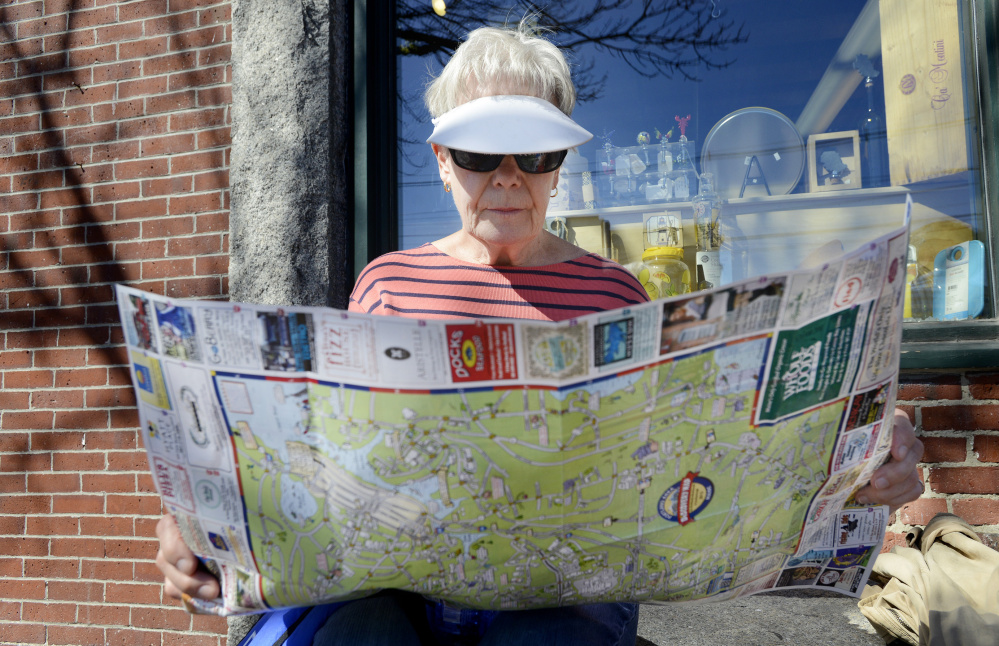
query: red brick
0 434 29 453
196 126 231 150
197 84 231 107
53 408 108 430
171 192 220 214
27 473 80 494
80 515 135 539
78 602 130 627
0 514 25 534
110 407 140 429
91 140 139 163
131 605 194 631
118 0 168 21
115 158 170 180
897 497 948 525
62 80 117 108
146 90 197 115
85 387 136 409
141 216 194 238
142 175 193 197
31 431 84 452
975 435 999 462
0 494 50 515
141 132 196 157
118 115 170 140
951 498 999 525
25 515 79 536
49 537 105 559
51 494 103 515
105 582 161 605
921 404 999 431
30 389 85 409
81 557 132 581
193 169 227 192
0 391 30 410
0 193 40 214
115 197 168 220
52 451 105 472
23 557 78 580
1 411 54 430
83 430 136 451
169 24 226 50
22 600 76 624
61 203 114 226
65 160 113 184
196 254 227 276
49 626 112 646
118 76 168 100
119 35 170 61
2 2 44 22
170 106 225 132
0 152 41 175
0 622 45 644
166 276 221 298
198 4 230 26
0 537 48 557
143 51 197 77
170 149 223 173
106 494 160 516
106 627 161 646
96 22 145 46
928 466 999 494
145 10 198 36
60 284 114 307
17 13 69 38
920 436 968 463
53 368 106 388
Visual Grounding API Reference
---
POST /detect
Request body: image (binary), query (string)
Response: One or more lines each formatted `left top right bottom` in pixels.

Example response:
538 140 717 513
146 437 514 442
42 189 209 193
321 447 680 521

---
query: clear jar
639 246 691 299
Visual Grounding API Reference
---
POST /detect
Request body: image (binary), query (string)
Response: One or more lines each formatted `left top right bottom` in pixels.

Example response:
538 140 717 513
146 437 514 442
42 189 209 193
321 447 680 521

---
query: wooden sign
880 0 970 185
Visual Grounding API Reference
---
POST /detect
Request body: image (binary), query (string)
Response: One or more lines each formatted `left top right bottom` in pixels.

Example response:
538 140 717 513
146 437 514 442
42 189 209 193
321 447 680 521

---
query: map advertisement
115 203 911 617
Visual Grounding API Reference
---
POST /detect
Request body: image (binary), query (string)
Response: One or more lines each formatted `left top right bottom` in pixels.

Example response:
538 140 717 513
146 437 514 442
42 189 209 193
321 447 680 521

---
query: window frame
355 0 999 369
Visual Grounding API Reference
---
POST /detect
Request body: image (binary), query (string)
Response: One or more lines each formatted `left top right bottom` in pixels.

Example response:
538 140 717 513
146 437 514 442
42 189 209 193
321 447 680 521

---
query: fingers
155 514 221 602
855 409 924 511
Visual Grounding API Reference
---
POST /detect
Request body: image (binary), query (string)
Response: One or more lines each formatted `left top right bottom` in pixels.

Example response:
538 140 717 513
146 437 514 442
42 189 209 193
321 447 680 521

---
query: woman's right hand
155 514 221 603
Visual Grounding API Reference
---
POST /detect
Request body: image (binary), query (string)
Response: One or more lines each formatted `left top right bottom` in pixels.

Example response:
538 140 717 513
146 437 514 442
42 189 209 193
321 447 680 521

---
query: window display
396 0 992 324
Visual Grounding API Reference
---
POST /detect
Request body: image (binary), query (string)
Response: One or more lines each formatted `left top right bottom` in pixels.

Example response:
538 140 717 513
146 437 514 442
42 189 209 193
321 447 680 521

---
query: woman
156 23 924 646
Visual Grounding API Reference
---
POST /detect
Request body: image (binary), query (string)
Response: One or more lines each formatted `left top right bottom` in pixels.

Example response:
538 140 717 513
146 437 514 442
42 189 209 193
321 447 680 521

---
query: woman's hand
155 514 220 604
855 409 924 513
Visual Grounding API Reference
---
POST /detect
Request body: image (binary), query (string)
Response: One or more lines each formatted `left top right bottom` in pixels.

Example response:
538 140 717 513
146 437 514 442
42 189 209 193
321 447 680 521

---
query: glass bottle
856 57 890 188
597 140 617 206
641 246 691 299
691 172 723 290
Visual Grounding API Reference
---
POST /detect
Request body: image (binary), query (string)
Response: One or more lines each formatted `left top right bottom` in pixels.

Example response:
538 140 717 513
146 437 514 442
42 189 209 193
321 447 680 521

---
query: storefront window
395 0 993 324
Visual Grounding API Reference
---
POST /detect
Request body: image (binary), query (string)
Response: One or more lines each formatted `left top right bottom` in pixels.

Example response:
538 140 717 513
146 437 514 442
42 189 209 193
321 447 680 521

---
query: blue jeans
311 591 639 646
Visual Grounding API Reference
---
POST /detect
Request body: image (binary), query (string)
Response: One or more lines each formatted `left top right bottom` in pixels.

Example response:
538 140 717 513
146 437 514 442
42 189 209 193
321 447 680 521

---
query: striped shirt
349 244 649 321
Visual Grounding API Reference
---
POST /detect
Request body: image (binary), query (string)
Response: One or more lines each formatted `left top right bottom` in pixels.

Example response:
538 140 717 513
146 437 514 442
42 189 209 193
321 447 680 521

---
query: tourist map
118 206 910 616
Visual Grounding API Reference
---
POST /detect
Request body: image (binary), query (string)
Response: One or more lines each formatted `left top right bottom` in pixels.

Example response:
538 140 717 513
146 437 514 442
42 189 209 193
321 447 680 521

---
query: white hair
424 23 576 118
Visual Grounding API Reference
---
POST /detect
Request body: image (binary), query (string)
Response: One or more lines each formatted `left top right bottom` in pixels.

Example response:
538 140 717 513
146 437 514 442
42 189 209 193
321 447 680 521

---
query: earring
444 182 452 193
550 186 558 198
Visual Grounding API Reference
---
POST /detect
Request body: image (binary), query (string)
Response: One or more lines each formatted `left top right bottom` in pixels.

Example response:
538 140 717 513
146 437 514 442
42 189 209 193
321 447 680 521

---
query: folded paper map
116 200 911 616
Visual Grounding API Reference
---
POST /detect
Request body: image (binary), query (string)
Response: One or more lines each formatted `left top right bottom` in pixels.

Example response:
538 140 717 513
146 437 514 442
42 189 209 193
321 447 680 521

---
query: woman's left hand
855 408 924 513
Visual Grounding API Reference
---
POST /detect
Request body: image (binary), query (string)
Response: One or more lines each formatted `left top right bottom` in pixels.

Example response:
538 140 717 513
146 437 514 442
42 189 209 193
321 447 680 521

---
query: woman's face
434 143 560 254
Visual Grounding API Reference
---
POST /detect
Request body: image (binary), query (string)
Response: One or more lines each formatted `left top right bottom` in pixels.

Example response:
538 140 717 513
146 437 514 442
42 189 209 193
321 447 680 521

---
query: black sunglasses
448 148 568 174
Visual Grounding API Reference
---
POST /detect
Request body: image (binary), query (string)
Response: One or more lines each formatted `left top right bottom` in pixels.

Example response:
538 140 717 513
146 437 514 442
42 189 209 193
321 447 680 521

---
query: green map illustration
220 335 843 610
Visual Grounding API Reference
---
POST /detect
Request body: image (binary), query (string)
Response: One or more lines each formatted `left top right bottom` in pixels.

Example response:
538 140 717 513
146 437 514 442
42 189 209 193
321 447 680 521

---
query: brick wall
1 1 231 643
888 371 999 551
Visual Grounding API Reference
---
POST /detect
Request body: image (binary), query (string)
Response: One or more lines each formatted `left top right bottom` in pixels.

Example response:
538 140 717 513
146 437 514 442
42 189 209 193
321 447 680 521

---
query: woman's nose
492 155 523 185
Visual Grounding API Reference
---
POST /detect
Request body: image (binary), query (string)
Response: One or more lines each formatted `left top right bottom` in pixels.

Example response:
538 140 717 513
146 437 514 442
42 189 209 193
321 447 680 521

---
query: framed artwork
807 130 861 192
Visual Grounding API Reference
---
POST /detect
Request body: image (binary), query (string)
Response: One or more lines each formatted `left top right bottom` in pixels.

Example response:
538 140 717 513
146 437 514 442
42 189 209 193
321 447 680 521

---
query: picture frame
807 130 862 192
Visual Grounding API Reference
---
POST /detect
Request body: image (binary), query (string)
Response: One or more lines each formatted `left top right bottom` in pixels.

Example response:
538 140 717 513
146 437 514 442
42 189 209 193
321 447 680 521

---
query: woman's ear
432 143 450 184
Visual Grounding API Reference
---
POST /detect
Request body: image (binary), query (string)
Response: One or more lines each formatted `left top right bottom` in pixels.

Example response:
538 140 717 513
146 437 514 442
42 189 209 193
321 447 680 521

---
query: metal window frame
355 0 999 369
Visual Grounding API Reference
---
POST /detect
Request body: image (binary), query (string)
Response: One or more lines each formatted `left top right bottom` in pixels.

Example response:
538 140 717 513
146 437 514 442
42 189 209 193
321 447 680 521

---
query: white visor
427 95 593 154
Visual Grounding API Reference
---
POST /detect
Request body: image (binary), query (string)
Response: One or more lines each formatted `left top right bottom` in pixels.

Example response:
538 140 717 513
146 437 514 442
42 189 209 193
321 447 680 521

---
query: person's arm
854 409 924 513
155 514 220 603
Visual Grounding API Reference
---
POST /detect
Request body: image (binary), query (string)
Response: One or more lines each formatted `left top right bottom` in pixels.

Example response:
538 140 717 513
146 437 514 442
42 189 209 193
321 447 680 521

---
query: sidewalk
637 589 883 645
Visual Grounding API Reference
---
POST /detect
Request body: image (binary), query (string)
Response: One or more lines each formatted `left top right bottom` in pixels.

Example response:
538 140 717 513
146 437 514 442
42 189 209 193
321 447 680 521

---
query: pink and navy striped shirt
349 244 649 321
